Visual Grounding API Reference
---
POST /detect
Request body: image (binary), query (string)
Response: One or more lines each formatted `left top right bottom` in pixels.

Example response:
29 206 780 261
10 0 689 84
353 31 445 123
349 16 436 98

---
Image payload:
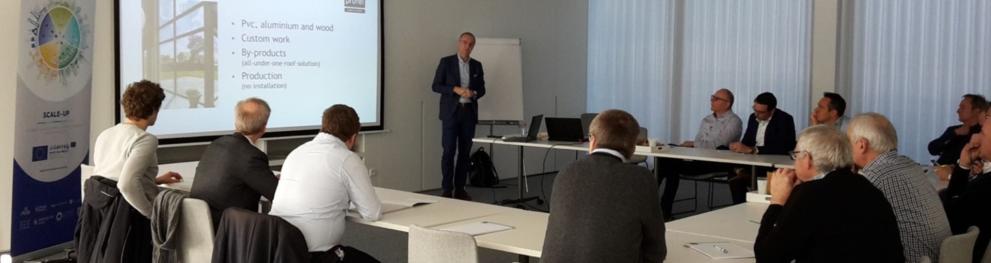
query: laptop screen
525 115 543 140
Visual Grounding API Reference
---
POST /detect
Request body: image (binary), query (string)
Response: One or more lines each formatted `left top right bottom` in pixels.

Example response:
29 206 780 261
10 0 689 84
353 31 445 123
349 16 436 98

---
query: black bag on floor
469 147 500 187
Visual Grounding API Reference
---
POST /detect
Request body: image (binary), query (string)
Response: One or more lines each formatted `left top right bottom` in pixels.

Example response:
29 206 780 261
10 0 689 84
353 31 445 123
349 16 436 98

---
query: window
845 0 991 163
588 0 812 143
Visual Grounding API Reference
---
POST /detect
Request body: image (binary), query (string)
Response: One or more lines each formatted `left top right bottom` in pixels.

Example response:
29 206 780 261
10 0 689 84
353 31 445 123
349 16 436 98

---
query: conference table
472 137 794 204
155 162 546 262
152 161 766 262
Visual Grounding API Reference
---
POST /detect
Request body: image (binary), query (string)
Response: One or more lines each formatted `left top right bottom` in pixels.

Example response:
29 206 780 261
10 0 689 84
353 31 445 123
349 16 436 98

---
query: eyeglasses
790 150 810 160
710 95 730 102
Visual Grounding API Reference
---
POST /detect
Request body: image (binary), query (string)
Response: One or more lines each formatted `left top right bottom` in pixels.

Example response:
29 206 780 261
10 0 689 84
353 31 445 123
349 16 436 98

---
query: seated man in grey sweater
542 109 666 263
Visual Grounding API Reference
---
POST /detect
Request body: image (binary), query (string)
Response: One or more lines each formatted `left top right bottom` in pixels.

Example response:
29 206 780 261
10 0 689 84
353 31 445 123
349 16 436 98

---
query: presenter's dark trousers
441 104 476 192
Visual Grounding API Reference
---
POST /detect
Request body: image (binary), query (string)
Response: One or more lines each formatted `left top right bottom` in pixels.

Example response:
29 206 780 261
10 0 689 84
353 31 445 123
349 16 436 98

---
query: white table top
155 160 769 261
158 161 199 192
473 138 793 168
665 231 756 263
351 188 516 233
666 203 769 244
430 208 548 258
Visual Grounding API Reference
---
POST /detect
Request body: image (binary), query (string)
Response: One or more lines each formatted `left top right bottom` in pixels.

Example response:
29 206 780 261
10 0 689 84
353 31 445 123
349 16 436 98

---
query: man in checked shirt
847 112 952 262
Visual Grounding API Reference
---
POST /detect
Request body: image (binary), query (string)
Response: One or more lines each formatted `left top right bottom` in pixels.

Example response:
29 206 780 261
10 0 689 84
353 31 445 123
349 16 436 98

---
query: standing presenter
432 32 485 200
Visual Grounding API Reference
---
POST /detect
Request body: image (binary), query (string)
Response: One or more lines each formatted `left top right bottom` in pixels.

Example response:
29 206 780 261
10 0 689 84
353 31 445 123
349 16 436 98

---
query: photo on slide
148 0 219 109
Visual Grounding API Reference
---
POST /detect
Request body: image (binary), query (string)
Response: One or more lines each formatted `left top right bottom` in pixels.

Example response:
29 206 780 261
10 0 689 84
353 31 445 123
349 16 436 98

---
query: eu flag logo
32 146 48 162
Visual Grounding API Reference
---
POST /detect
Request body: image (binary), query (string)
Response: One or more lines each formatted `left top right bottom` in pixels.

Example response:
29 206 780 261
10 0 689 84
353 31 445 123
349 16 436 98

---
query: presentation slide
118 0 381 140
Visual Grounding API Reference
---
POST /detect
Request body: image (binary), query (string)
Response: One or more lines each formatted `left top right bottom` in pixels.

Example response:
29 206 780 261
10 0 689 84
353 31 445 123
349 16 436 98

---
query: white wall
811 0 840 104
373 0 589 190
0 0 21 253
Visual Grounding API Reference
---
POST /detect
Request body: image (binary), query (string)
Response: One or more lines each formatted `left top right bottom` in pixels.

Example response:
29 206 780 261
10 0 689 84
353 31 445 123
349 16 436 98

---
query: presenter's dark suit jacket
741 109 797 155
190 133 278 226
542 152 667 263
755 169 905 262
431 54 486 123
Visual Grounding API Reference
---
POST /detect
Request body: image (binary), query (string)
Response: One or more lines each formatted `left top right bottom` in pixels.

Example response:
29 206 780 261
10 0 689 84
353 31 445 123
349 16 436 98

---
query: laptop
545 117 585 142
502 115 543 142
580 113 598 141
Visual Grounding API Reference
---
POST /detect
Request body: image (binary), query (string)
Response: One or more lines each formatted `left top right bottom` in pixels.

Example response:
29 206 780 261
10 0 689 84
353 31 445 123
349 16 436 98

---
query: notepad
684 242 754 259
438 221 515 236
380 199 434 213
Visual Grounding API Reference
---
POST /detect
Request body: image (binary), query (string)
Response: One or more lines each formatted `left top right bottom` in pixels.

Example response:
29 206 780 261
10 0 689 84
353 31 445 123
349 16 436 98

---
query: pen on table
713 245 729 254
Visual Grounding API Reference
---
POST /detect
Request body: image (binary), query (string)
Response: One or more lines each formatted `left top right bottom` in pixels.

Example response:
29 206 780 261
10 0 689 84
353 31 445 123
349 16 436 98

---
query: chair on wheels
673 171 732 213
921 226 980 263
178 198 214 263
408 224 479 263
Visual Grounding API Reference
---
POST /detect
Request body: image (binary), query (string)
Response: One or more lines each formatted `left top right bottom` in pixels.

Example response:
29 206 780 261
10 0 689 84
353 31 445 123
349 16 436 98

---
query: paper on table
381 199 435 213
685 242 754 259
437 221 515 236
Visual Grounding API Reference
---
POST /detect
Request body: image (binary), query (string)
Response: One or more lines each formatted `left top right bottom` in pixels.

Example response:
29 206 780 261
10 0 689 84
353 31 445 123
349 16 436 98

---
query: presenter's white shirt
269 133 382 252
458 55 472 104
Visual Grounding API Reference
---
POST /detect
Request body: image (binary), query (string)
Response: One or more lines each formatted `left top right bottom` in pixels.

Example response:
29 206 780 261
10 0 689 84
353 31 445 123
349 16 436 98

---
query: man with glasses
943 109 991 262
727 92 797 204
656 88 742 218
755 125 903 262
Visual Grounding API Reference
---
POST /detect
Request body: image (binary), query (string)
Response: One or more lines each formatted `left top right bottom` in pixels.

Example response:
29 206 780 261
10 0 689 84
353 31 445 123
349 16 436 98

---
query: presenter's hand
769 168 797 205
156 171 183 184
453 86 466 96
460 90 475 99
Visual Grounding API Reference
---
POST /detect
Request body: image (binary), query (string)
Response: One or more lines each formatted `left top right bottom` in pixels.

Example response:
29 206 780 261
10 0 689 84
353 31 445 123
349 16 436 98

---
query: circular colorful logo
35 4 82 71
21 1 92 102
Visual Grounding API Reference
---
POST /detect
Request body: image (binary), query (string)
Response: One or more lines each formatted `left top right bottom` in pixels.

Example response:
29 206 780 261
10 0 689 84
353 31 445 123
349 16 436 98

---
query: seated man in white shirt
269 104 382 262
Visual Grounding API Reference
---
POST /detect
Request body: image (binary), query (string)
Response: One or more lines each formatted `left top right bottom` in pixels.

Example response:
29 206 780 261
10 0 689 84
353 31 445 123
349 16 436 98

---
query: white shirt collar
811 172 827 181
758 111 774 124
315 132 348 147
591 148 627 162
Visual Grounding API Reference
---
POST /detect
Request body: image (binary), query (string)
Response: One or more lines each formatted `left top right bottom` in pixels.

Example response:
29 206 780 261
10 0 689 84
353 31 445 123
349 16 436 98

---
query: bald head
847 113 898 169
235 97 271 136
710 88 735 113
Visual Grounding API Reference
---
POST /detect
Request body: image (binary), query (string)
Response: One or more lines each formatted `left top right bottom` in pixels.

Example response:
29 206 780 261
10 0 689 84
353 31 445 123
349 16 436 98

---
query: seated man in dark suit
929 94 987 179
756 125 904 262
944 109 991 262
191 97 279 226
542 109 666 263
728 92 796 203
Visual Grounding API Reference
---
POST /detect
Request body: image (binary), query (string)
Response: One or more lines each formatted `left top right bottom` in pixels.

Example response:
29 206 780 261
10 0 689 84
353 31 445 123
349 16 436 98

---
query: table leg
519 145 525 199
750 165 757 190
